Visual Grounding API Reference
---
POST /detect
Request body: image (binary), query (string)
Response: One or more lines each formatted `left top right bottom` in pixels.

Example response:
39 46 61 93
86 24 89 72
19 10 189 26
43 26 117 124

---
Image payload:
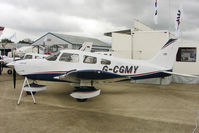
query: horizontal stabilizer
163 71 198 78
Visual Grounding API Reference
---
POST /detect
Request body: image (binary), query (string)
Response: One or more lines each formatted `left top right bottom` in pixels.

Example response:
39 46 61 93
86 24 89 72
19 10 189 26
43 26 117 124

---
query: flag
8 32 16 40
43 36 47 42
154 0 158 25
175 6 183 37
0 27 4 37
0 27 4 31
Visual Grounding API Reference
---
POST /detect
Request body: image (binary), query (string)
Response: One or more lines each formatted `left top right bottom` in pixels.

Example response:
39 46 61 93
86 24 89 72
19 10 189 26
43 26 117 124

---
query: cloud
0 0 199 42
0 3 82 33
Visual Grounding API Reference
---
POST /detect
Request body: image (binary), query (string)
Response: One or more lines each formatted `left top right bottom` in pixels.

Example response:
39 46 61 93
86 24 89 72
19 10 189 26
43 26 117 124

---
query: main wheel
76 98 87 102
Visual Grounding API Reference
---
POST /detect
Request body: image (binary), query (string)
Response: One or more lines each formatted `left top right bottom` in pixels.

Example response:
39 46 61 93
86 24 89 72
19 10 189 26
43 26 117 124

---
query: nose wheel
7 69 12 74
26 91 36 95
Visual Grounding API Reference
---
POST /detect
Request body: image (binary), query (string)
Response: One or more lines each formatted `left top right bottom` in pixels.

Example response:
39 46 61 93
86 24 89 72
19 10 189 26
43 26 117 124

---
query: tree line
0 38 32 44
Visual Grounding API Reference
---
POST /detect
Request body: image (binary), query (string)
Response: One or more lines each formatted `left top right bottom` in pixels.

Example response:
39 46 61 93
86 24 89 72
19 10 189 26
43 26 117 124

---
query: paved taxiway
0 69 199 133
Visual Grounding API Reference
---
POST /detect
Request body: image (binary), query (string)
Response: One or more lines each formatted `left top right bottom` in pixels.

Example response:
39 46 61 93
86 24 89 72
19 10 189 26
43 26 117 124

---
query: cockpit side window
101 59 111 65
83 55 97 64
59 53 79 63
24 55 32 59
46 52 60 61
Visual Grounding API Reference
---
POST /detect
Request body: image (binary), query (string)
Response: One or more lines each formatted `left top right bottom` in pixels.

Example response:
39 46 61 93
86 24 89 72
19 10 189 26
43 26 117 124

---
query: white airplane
1 53 48 73
3 41 92 64
23 53 48 60
95 51 112 56
7 39 196 102
1 45 44 66
2 41 92 74
16 45 43 57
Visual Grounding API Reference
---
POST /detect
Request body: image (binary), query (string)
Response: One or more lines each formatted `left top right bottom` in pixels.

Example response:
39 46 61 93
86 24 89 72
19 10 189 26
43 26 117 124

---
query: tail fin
79 42 93 52
149 39 179 69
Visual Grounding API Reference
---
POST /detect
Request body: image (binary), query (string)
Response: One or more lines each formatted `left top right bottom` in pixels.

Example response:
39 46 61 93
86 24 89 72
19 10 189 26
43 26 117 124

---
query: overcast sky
0 0 199 43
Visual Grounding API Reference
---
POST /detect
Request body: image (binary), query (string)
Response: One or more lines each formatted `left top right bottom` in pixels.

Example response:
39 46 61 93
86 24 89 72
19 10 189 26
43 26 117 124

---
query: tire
76 98 87 102
7 70 12 75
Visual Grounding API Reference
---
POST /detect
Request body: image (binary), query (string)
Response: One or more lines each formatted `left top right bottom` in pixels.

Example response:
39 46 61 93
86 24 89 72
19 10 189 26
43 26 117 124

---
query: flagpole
180 5 183 41
168 0 171 34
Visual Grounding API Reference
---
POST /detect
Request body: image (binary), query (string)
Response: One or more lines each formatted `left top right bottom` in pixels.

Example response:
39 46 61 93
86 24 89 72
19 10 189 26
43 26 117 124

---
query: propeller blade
13 69 16 88
12 49 16 88
0 62 3 75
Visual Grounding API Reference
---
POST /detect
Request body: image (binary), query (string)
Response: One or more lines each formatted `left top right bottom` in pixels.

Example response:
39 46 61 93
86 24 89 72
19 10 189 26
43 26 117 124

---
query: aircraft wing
54 70 129 83
163 71 198 78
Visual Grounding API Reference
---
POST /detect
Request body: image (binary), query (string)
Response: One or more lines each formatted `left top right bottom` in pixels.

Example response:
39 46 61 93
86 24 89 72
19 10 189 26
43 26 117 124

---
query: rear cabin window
46 52 60 61
101 59 111 65
83 55 97 64
24 55 32 59
59 53 79 63
176 47 197 62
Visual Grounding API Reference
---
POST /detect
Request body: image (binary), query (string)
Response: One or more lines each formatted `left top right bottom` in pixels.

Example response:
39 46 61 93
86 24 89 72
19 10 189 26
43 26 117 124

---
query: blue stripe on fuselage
130 71 171 80
23 70 172 82
23 73 65 82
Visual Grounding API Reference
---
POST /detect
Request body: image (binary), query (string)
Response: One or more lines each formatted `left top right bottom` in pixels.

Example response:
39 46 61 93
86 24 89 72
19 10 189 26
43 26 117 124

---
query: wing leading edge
54 70 129 83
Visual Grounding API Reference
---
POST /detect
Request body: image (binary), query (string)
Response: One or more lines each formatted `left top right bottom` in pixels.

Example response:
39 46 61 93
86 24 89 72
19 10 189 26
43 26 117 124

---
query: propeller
0 61 3 75
7 61 17 89
12 49 16 88
0 56 4 75
13 68 16 88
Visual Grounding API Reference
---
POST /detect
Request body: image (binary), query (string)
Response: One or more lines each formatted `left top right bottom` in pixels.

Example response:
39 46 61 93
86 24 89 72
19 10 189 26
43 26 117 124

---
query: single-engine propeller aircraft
7 39 196 102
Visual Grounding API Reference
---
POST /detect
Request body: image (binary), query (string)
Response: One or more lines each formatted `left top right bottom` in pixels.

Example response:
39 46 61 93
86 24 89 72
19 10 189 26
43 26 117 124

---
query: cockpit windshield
46 52 60 61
